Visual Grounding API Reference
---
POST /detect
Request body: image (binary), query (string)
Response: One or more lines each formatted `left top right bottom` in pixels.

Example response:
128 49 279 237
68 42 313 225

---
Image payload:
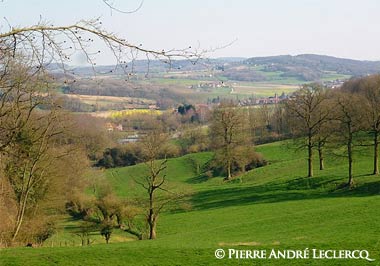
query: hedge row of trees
203 75 380 186
285 75 380 187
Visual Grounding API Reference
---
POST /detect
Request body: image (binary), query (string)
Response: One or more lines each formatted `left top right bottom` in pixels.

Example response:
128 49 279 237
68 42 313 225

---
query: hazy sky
2 0 380 64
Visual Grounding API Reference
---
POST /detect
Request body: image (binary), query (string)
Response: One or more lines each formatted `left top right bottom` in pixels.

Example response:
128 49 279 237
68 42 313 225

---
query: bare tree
258 103 271 139
359 76 380 175
209 101 250 180
0 16 204 81
0 61 94 245
3 108 66 242
135 122 181 240
343 75 380 175
331 90 365 187
270 103 288 137
0 62 44 152
316 134 327 170
285 83 331 177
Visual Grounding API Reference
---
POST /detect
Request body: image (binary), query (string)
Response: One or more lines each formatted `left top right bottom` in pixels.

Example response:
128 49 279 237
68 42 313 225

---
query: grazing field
232 82 299 96
64 94 155 109
320 72 351 81
91 108 163 118
2 141 380 265
147 77 300 101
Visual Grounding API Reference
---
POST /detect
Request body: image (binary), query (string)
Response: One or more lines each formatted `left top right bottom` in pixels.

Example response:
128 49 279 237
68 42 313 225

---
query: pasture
2 141 379 265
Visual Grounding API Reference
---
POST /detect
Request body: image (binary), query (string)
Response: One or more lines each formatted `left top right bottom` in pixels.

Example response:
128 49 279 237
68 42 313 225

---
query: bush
96 141 183 169
209 148 267 178
34 221 56 244
245 152 268 171
96 146 140 168
65 192 96 220
100 221 113 244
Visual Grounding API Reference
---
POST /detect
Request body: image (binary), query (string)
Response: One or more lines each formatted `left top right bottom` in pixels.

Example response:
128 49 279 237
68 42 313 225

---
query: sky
2 0 380 64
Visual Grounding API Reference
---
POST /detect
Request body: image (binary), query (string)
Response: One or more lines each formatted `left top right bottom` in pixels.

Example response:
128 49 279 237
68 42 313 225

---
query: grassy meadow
1 141 380 265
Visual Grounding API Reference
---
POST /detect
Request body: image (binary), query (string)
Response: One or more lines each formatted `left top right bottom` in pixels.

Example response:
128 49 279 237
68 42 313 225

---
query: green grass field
1 141 380 265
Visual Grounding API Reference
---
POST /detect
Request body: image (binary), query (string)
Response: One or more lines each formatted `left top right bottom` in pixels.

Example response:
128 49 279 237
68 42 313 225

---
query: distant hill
242 54 380 81
67 58 248 76
50 54 380 83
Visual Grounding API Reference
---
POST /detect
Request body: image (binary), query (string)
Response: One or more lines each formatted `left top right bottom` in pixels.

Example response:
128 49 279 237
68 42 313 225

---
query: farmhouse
106 123 123 132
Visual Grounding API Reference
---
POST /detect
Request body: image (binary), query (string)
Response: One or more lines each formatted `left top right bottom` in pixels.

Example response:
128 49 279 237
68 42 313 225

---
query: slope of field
64 94 155 109
2 141 380 265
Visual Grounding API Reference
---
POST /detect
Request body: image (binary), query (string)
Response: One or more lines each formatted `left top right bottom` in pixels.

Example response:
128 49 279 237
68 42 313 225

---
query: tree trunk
149 218 157 240
12 213 24 242
318 142 324 170
147 210 157 240
226 160 232 180
307 135 313 177
347 129 354 187
373 130 379 175
148 190 157 240
12 189 31 242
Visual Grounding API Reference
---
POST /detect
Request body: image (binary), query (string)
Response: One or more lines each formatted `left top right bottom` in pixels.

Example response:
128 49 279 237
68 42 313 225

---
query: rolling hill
2 141 380 265
62 54 380 82
243 54 380 81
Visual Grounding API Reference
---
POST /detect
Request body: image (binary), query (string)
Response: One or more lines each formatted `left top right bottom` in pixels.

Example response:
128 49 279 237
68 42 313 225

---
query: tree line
284 75 380 187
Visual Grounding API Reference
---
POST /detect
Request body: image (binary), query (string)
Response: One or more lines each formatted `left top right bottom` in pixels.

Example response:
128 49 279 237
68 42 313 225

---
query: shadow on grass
186 173 212 184
190 175 380 211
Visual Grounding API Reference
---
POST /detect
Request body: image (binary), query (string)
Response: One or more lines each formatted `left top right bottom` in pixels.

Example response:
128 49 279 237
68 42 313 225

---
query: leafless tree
0 17 204 80
135 122 185 239
359 76 380 175
285 83 331 177
209 101 251 180
342 75 380 175
331 90 365 187
2 106 67 242
0 61 93 245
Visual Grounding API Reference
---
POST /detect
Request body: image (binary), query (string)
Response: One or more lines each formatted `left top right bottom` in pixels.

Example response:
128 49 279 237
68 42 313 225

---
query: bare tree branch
102 0 144 15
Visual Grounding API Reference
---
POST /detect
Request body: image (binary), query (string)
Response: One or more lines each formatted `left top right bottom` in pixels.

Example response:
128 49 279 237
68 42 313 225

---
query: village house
106 122 123 132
